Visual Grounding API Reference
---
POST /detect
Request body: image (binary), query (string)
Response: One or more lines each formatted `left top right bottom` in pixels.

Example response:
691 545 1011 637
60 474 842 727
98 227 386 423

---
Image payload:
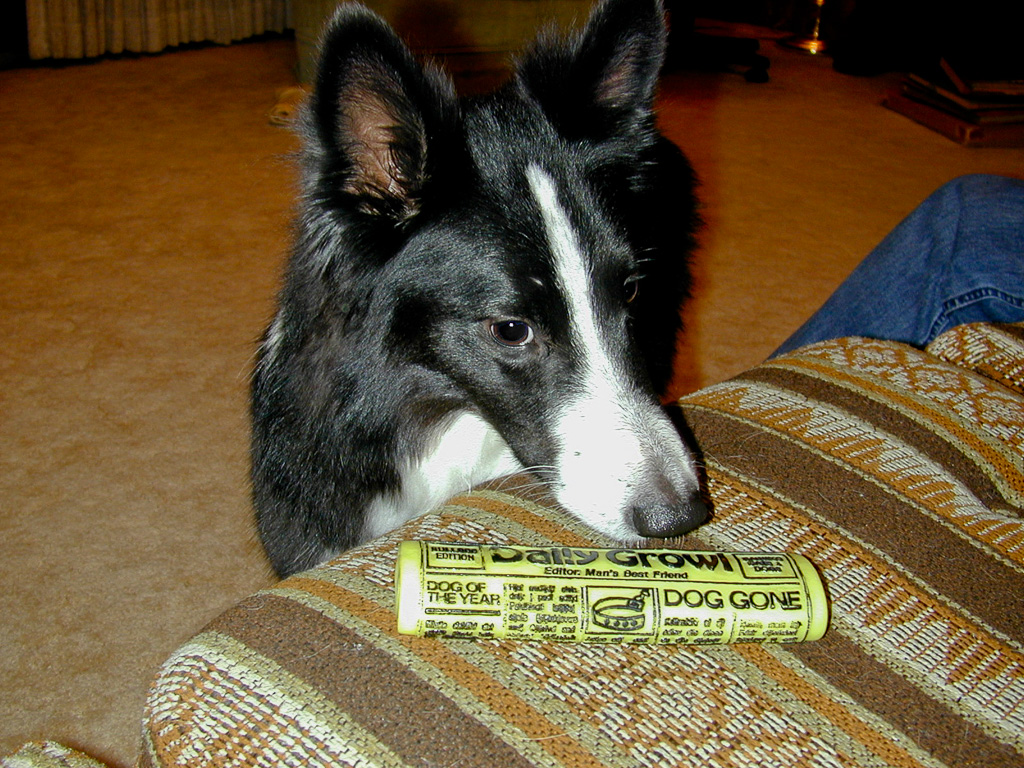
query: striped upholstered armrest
925 321 1024 395
140 324 1024 768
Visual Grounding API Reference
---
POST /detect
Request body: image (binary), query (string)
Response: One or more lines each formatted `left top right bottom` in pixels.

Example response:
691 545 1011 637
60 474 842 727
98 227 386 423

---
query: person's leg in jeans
772 174 1024 357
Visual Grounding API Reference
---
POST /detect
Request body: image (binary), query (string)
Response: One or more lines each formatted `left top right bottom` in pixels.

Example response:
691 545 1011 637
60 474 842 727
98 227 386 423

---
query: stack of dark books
884 54 1024 148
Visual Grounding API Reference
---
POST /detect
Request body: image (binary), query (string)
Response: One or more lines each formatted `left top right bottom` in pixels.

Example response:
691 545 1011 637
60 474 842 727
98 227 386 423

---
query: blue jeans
773 174 1024 357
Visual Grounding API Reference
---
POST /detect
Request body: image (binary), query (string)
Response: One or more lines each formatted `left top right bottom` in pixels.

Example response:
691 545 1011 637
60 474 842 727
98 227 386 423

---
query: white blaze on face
525 163 699 540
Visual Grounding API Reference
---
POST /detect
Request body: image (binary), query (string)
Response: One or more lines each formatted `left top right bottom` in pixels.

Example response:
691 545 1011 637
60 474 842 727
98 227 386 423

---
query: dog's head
293 0 706 541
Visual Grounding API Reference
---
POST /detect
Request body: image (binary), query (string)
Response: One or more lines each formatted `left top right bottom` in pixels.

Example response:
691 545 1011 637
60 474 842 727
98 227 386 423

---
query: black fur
251 0 702 577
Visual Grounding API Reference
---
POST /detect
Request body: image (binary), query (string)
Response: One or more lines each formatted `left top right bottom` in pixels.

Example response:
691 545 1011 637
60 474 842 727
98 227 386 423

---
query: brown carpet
1 32 1022 768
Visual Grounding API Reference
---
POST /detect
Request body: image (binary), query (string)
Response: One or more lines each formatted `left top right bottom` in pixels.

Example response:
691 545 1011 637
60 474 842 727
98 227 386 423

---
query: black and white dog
251 0 707 577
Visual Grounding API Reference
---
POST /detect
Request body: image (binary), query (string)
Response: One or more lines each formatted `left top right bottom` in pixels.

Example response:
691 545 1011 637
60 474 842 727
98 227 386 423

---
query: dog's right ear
308 4 458 222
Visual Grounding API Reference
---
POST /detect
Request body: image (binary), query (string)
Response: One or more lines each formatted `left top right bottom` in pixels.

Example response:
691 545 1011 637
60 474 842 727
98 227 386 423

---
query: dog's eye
624 276 641 304
490 320 534 347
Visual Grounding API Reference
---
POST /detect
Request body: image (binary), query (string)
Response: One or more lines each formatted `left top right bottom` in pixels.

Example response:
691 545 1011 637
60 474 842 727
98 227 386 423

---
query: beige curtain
26 0 292 59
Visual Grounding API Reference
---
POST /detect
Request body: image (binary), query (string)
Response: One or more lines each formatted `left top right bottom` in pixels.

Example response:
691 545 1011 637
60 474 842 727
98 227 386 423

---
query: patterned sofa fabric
2 742 108 768
139 323 1024 768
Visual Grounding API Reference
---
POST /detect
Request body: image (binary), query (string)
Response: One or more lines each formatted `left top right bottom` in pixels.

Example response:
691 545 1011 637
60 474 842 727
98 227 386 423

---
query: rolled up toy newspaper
395 541 829 644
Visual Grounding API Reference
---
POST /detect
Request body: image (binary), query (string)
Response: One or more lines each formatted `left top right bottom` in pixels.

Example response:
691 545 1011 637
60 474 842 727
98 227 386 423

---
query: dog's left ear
308 4 458 222
517 0 667 142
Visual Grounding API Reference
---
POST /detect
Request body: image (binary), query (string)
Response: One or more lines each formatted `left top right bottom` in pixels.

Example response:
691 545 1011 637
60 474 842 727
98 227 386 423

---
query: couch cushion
2 742 107 768
925 322 1024 396
140 325 1024 768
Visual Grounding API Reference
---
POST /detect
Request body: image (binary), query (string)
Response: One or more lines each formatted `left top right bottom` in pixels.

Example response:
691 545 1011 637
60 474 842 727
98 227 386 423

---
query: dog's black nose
631 490 708 539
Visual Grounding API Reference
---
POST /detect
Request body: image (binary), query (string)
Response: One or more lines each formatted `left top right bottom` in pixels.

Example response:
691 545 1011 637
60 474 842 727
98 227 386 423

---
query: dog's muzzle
630 485 708 539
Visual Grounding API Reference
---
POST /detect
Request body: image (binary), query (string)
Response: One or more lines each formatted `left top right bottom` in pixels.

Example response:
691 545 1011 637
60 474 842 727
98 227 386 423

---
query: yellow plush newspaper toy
396 542 829 644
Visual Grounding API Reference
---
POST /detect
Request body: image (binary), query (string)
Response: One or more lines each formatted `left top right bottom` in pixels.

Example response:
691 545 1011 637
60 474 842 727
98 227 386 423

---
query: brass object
781 0 827 55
